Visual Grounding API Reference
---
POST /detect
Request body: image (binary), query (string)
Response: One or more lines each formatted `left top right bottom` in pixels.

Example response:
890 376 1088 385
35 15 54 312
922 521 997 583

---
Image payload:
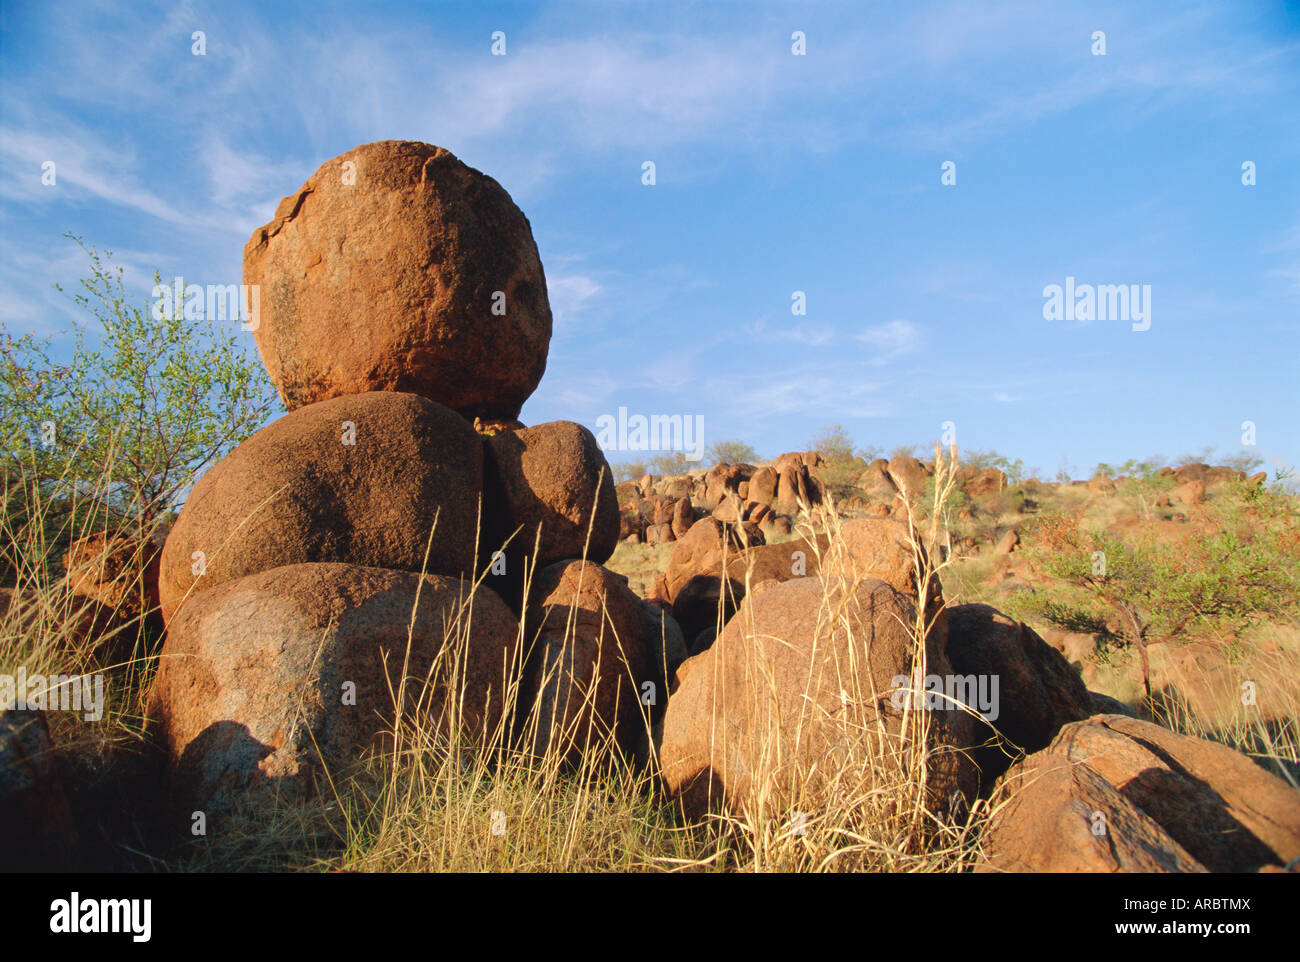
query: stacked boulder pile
617 453 827 546
147 141 679 820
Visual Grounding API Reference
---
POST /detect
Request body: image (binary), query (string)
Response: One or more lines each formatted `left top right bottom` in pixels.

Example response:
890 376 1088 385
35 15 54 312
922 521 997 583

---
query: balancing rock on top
244 140 552 420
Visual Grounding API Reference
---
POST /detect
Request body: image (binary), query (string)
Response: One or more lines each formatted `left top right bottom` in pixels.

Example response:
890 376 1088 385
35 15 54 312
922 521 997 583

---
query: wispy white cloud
10 0 1286 218
724 372 898 420
0 124 189 225
745 316 837 347
547 272 602 332
1267 265 1300 296
855 319 923 364
532 372 624 416
1261 219 1300 298
200 136 302 222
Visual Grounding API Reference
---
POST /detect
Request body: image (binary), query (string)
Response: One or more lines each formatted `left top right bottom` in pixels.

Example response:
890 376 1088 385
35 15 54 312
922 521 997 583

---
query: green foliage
648 451 695 475
1266 462 1299 495
818 457 870 505
1021 511 1299 650
962 448 1025 484
997 458 1025 484
1221 451 1265 475
923 473 971 521
1094 456 1166 481
611 451 700 482
705 439 759 466
612 460 649 483
1 237 279 535
1037 599 1110 636
1174 446 1215 469
1114 467 1177 517
988 485 1029 517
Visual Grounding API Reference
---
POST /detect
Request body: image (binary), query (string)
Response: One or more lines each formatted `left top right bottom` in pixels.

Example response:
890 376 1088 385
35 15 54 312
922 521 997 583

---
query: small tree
1020 512 1298 699
1 237 279 540
649 451 694 476
964 448 1025 484
809 424 856 463
613 460 649 483
1222 452 1265 475
1053 458 1078 484
1117 457 1166 480
705 439 759 466
1174 446 1216 469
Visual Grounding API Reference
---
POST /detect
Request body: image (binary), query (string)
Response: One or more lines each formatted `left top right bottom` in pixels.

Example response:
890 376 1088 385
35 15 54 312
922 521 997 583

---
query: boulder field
20 140 1291 870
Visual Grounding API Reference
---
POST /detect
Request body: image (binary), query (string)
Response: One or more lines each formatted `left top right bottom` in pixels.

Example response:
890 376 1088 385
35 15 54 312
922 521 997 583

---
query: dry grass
1 458 160 746
688 442 1002 873
4 443 1297 872
177 454 996 873
605 539 674 597
942 471 1300 785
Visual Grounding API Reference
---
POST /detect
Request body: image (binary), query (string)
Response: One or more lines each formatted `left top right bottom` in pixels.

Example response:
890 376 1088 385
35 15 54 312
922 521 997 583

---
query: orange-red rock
149 563 520 820
482 420 620 573
158 392 481 621
522 561 674 761
980 715 1300 872
244 141 551 419
659 577 975 817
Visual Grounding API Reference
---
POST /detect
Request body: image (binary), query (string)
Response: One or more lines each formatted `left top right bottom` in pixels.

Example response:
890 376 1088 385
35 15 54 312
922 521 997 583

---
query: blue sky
2 0 1298 479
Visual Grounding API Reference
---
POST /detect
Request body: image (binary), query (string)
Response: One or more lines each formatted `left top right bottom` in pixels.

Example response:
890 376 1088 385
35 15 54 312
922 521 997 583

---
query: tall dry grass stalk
1 439 163 732
1146 648 1300 787
651 444 995 872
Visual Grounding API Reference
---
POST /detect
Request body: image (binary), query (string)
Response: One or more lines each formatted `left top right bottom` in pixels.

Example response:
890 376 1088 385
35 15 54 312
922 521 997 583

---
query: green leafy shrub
2 238 279 563
1015 509 1300 696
